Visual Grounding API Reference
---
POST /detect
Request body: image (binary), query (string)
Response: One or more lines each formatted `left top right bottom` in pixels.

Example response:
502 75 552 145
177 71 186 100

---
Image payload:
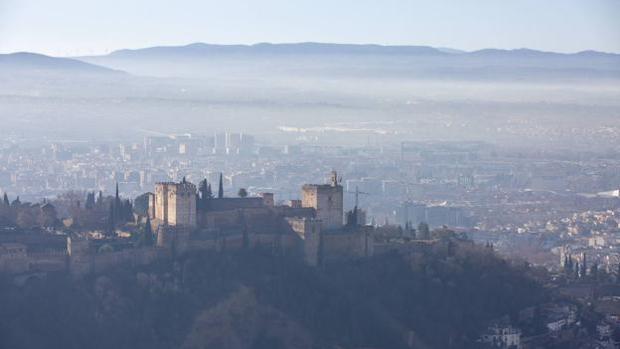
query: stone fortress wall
0 172 375 276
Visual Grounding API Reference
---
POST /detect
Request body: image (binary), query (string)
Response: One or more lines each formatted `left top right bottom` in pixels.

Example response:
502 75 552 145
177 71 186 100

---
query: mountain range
2 43 619 81
101 42 618 59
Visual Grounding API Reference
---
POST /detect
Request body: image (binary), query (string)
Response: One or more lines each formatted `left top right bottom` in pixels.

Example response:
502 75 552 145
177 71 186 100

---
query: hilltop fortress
1 172 378 276
147 171 372 266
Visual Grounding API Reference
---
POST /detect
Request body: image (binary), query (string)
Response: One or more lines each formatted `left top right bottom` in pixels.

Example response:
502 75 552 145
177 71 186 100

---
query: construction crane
345 186 370 208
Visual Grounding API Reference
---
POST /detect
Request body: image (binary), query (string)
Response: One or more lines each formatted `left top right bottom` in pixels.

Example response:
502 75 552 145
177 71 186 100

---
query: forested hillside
0 240 547 349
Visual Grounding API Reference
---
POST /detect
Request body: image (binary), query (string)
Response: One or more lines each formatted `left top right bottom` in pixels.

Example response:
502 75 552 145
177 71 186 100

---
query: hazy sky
1 0 619 56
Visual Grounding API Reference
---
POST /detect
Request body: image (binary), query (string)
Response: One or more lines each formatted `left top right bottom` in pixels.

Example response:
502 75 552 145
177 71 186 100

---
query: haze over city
0 1 619 349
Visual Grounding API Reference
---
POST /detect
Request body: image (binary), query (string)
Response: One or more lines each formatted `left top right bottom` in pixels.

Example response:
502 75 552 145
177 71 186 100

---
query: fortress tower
302 171 343 230
153 180 197 228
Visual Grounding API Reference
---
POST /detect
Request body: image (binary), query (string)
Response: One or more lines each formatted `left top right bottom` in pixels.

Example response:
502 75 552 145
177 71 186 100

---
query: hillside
0 52 125 76
0 240 548 349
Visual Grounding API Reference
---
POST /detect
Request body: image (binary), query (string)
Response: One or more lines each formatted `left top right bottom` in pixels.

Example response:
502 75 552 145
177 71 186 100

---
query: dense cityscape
1 130 619 347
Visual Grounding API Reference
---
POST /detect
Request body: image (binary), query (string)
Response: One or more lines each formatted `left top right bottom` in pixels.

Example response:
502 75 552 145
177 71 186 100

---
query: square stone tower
302 171 343 231
154 181 197 228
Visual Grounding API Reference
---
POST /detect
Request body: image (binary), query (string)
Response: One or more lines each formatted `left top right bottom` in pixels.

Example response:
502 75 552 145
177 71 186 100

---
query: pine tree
218 173 224 199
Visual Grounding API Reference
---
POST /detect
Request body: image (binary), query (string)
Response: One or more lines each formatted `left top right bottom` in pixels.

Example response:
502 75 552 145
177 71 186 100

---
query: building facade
302 171 343 230
153 181 197 227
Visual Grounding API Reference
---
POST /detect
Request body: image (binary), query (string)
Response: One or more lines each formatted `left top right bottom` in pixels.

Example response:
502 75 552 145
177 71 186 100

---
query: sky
0 0 619 56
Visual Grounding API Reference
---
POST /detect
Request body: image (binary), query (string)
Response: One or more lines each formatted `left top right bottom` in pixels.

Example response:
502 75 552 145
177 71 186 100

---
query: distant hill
0 52 126 75
76 42 620 80
105 42 448 57
101 42 619 59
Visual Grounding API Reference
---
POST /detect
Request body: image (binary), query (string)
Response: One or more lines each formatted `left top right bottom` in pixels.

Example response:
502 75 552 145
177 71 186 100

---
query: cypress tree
591 263 599 281
575 262 580 279
141 216 154 246
199 179 208 208
2 193 9 206
114 182 122 220
218 173 224 199
85 192 95 209
581 253 587 277
108 202 115 235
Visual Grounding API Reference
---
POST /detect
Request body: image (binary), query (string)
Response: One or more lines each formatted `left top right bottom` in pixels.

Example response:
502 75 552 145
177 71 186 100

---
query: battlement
155 181 197 194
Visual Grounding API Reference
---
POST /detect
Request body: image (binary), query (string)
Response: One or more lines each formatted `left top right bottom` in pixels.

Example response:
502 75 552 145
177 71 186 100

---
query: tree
575 262 580 279
198 179 210 209
238 188 248 198
2 193 9 206
218 173 224 198
114 183 122 219
133 193 150 216
121 199 134 223
96 191 103 207
591 262 599 281
199 179 208 198
16 207 36 229
345 208 359 227
581 253 587 278
85 192 95 209
417 222 430 240
140 216 155 246
107 202 115 236
565 254 574 276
